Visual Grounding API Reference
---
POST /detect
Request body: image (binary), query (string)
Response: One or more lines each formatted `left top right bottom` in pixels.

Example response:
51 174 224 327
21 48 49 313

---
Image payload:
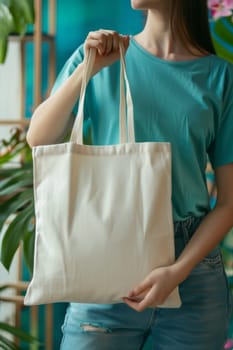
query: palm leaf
0 128 34 272
23 229 35 274
0 144 27 164
0 189 33 232
0 170 32 191
0 335 17 350
1 204 34 270
0 322 40 344
0 163 32 177
0 178 33 196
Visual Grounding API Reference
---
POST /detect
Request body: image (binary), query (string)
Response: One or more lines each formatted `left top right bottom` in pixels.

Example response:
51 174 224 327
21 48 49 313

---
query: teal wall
54 0 143 72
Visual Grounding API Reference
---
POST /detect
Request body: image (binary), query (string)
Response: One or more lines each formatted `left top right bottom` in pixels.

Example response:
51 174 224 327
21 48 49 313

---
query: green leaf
0 164 32 177
0 36 7 63
0 335 17 350
0 189 33 232
10 0 34 34
212 38 233 63
214 20 233 46
0 1 11 6
0 169 32 191
0 205 34 270
0 178 33 196
0 1 34 63
0 322 40 344
0 285 7 292
23 230 35 274
0 340 11 350
211 19 233 63
0 144 27 165
0 3 14 36
0 2 14 63
13 0 34 23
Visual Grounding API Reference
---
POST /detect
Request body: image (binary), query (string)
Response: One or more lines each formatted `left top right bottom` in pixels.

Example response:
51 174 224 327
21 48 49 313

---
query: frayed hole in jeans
80 323 112 333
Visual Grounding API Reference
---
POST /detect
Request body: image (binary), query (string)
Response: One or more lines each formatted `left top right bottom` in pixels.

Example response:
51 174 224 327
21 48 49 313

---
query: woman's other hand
123 264 183 312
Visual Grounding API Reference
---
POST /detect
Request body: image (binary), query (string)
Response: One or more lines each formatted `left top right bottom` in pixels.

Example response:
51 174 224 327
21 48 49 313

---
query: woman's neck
134 9 206 61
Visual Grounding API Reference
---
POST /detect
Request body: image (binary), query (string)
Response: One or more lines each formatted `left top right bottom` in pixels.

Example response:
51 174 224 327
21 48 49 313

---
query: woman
27 1 233 349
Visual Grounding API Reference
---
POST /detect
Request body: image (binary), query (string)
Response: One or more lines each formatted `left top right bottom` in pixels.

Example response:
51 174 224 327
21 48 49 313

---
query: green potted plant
0 127 37 349
0 127 34 273
0 0 34 63
0 318 40 350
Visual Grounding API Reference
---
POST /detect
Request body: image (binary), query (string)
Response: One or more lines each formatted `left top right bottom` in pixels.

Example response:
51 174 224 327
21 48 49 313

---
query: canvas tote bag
24 44 181 307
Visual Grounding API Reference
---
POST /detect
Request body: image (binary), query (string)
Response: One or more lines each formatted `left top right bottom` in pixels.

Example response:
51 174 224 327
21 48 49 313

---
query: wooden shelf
0 281 29 290
0 295 25 304
0 119 30 126
9 33 55 43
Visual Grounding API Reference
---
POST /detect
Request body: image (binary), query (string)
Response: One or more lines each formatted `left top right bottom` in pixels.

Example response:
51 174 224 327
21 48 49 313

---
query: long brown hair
171 0 216 55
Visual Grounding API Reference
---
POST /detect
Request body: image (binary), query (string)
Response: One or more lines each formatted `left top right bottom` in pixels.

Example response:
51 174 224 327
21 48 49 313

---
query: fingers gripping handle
70 43 135 145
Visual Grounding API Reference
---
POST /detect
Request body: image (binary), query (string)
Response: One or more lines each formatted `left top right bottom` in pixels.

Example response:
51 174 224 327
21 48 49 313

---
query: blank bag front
24 45 181 308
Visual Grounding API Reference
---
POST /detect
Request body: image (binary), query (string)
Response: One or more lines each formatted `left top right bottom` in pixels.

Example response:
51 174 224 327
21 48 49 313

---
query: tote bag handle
70 42 135 145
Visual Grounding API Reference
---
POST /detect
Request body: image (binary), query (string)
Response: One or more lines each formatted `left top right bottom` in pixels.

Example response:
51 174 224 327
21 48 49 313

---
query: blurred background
0 1 233 349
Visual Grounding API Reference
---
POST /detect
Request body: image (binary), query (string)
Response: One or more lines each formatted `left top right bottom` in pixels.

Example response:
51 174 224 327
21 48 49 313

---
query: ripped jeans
60 216 232 350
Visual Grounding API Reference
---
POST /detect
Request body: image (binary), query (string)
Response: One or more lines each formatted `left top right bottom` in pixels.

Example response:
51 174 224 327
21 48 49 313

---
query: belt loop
182 217 192 244
174 215 204 243
185 216 204 242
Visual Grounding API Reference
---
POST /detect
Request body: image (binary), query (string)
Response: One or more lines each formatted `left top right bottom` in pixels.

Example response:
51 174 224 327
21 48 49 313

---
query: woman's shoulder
208 54 233 75
193 54 233 91
50 44 85 95
65 44 85 70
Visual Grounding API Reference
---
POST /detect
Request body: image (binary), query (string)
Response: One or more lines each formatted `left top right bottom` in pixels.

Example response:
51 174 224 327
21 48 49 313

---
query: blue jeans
60 216 232 350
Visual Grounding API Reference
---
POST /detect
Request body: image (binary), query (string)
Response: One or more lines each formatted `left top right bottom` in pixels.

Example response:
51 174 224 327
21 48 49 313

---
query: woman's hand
84 30 129 76
123 264 184 312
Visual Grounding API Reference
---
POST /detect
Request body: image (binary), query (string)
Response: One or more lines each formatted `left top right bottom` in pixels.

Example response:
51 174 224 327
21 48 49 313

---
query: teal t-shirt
52 37 233 221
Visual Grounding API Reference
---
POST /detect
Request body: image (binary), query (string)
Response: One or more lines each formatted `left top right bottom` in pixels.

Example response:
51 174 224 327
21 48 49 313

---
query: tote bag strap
119 43 135 144
70 42 135 145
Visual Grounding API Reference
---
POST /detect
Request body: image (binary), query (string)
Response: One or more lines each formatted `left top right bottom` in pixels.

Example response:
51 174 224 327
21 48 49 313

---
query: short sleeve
208 63 233 169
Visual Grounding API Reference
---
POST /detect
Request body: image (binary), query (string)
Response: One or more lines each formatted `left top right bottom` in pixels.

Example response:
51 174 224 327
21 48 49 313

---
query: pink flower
224 0 233 8
224 339 233 349
208 0 233 19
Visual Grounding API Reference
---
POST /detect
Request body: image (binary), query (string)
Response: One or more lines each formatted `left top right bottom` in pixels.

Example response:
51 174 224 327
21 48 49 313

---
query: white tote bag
24 44 181 307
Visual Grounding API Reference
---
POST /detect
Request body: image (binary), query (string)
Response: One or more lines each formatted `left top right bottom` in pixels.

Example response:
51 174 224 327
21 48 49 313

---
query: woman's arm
26 62 85 147
123 163 233 311
26 30 129 147
173 163 233 278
